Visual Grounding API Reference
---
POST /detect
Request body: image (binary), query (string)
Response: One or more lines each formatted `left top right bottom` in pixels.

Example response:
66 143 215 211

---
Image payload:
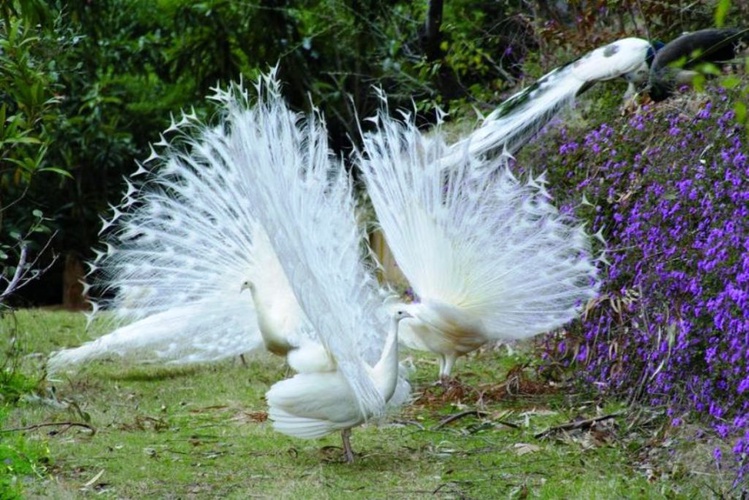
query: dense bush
522 82 748 487
0 5 72 305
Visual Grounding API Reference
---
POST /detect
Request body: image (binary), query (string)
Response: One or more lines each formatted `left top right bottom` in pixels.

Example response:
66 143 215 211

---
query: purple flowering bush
520 84 749 487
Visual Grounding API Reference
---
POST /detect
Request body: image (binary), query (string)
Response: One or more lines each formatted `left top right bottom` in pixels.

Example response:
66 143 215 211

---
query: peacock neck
249 285 293 356
373 313 405 402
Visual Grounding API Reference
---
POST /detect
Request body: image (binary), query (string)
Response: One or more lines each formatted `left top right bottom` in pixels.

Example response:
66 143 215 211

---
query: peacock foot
341 428 355 464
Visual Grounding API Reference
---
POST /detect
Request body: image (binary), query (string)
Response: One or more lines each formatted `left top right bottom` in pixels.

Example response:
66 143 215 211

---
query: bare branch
431 410 488 430
0 243 28 302
534 412 624 439
1 421 96 436
0 230 59 305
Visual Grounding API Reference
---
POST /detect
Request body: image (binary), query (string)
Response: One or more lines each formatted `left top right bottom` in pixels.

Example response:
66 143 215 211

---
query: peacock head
239 279 255 293
393 309 413 323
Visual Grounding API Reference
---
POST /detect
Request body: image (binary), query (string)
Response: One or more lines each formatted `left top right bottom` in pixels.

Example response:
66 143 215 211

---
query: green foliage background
0 0 745 301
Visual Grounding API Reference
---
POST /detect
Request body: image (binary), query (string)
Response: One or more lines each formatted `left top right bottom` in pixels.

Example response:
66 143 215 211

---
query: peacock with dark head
648 28 749 101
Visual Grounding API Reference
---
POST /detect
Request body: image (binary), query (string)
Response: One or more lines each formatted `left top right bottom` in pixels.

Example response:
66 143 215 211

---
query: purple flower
532 82 749 483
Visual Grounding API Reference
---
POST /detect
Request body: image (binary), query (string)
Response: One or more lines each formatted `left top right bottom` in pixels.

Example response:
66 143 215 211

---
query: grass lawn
1 309 732 498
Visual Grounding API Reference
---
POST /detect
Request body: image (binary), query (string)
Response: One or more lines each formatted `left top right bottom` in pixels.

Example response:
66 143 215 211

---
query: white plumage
47 84 310 374
240 276 334 372
448 37 653 160
48 123 272 373
358 105 601 379
201 75 411 461
47 301 256 372
51 71 412 461
267 309 411 462
48 37 642 375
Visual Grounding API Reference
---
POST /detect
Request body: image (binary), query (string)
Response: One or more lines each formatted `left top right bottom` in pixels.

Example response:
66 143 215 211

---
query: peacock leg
341 428 355 463
432 355 448 385
440 354 456 381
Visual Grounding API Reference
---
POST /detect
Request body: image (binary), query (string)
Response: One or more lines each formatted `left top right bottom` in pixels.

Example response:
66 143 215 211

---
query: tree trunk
369 230 408 289
424 0 444 63
62 252 87 310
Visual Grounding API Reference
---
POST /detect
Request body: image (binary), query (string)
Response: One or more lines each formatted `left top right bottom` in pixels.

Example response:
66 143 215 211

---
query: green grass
0 309 729 498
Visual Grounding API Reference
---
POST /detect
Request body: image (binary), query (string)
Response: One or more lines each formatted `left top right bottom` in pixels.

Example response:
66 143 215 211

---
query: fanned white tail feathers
451 37 651 159
359 108 600 341
212 75 394 420
48 76 307 373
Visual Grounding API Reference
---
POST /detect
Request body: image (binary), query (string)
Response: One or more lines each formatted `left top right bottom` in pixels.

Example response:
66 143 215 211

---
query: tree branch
1 421 96 435
534 412 624 439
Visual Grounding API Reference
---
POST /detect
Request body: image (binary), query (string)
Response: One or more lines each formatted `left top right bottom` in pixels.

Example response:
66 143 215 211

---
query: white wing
266 373 363 438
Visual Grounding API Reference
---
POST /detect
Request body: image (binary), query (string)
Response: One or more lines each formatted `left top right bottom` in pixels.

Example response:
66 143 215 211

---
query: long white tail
448 37 651 160
47 300 256 373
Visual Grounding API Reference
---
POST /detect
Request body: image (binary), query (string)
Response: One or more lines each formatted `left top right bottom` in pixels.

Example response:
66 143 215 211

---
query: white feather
358 105 601 378
48 77 308 373
446 37 652 160
47 300 258 373
198 75 412 459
